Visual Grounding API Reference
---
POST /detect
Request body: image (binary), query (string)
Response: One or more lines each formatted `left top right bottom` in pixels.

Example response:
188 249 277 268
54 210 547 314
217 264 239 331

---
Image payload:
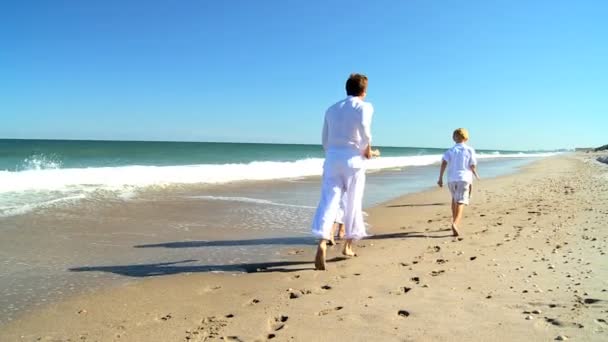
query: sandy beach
1 153 607 341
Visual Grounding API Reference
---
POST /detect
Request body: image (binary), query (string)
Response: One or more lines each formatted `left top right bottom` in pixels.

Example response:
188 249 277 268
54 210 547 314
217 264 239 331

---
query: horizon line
0 137 569 152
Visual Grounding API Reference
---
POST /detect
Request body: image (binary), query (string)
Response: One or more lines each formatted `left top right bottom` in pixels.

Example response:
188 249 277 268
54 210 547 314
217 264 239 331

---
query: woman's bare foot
451 224 460 237
342 239 357 257
315 240 327 270
342 250 357 257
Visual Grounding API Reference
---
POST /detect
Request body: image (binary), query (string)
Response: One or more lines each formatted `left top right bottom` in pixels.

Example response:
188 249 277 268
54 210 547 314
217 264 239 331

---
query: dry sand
1 154 607 341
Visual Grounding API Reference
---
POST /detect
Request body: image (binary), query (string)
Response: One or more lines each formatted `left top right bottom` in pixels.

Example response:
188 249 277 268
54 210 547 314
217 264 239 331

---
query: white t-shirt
322 96 373 156
443 143 477 183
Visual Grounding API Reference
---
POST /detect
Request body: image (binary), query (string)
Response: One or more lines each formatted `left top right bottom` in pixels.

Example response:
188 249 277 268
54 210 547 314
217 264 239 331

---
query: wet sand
1 154 607 341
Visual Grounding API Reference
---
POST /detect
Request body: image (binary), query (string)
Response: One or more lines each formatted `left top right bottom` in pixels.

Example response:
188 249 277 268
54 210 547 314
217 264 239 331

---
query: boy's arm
437 160 447 187
471 164 480 180
470 149 480 180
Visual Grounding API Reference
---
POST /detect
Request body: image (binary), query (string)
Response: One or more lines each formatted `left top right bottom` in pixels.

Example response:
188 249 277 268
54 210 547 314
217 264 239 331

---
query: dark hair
345 73 368 96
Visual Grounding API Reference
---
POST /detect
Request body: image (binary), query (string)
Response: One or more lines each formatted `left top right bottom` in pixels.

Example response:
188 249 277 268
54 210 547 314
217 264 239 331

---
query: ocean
0 139 554 217
0 139 558 323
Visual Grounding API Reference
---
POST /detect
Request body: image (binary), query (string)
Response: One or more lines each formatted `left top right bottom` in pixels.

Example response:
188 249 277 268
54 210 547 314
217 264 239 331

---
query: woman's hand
363 145 373 159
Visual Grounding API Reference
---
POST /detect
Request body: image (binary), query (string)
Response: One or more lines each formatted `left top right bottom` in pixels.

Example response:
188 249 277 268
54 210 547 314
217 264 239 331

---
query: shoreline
1 154 607 341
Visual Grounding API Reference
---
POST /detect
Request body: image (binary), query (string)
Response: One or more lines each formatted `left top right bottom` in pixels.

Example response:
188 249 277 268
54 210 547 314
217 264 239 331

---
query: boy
437 128 480 236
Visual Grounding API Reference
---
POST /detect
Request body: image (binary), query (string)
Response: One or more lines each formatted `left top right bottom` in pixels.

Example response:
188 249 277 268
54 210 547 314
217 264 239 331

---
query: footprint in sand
185 316 228 341
544 317 564 326
582 298 602 305
430 270 445 276
288 289 312 299
398 310 411 317
390 286 412 296
268 315 289 337
317 306 344 316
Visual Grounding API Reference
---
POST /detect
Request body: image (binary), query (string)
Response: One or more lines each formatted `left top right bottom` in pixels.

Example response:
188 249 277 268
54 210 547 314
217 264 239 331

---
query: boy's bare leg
342 239 357 257
315 239 328 270
451 200 457 223
451 202 464 236
328 223 338 246
337 223 345 239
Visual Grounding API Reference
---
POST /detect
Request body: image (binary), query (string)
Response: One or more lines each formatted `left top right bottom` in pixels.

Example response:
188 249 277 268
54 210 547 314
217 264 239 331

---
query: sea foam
0 152 558 217
0 153 558 194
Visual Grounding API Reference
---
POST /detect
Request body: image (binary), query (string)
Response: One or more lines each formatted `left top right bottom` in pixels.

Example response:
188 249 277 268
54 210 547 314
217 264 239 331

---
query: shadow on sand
134 230 453 251
369 230 454 240
134 236 316 249
70 228 455 277
386 202 447 208
68 258 348 277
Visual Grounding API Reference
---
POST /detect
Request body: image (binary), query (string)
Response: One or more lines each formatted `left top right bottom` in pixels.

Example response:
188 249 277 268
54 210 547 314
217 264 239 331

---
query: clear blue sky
1 0 606 150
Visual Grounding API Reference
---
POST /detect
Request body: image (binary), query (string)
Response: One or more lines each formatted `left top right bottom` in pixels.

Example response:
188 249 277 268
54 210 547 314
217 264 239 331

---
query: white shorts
448 181 471 205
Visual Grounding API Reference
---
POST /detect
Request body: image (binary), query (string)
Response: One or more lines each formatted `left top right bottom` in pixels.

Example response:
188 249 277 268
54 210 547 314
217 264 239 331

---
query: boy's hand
437 179 443 187
371 149 381 157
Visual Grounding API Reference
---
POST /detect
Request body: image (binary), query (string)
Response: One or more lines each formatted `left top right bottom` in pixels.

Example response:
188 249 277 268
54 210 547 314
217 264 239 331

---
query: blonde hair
453 128 469 141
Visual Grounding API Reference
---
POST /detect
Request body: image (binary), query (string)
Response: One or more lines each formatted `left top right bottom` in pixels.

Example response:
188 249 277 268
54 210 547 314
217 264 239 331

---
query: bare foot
342 249 357 257
451 224 460 237
342 240 357 257
315 241 327 271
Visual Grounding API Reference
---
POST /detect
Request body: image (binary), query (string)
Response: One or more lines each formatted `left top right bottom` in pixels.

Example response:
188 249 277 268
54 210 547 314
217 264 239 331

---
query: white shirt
322 96 373 155
443 143 477 183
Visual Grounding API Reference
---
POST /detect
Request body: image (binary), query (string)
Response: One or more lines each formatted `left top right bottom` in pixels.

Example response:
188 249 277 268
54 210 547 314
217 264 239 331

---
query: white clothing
442 143 477 183
312 161 367 240
312 96 373 240
334 196 346 225
322 96 373 156
448 181 471 205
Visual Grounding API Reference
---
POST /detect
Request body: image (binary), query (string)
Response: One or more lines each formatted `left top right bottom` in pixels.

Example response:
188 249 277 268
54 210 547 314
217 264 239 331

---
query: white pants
335 197 345 225
312 154 368 240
